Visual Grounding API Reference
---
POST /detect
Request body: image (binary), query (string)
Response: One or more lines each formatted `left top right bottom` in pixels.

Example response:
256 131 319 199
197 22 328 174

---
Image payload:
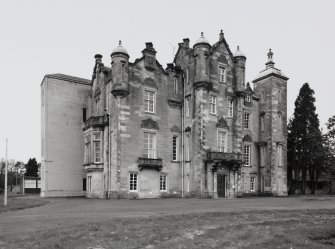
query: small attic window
245 94 251 102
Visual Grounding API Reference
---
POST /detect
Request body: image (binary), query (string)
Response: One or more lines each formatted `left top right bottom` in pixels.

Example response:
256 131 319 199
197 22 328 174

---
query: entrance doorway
217 174 226 198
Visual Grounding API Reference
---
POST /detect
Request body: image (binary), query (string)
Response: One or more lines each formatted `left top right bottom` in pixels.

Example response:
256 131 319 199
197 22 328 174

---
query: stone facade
41 31 288 198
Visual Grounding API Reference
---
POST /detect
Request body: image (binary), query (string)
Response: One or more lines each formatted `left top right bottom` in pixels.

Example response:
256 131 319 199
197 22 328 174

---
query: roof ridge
45 73 91 85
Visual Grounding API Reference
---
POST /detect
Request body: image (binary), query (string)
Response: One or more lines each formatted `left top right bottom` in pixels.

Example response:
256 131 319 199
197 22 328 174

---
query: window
245 94 251 102
93 132 102 163
278 114 282 131
96 99 100 113
228 100 233 117
210 95 217 115
261 90 265 102
241 175 245 190
84 135 91 164
82 108 87 122
83 178 87 191
244 113 250 129
261 176 265 192
260 146 266 167
129 173 138 191
250 176 255 191
172 135 179 161
186 134 190 161
87 176 92 192
144 132 156 159
219 67 225 83
278 89 282 102
160 175 167 191
174 78 178 94
217 131 226 152
186 97 191 117
277 144 283 166
244 145 251 166
260 114 265 131
144 90 155 113
185 68 189 84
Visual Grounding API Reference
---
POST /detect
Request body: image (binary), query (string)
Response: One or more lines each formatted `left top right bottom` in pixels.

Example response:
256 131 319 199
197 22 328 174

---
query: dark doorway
217 174 226 197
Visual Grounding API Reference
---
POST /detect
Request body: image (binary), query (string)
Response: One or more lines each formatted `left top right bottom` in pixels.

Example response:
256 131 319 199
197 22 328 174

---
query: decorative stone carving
216 117 229 129
143 78 157 89
141 118 159 130
218 55 228 64
94 87 101 98
170 125 181 133
243 135 252 142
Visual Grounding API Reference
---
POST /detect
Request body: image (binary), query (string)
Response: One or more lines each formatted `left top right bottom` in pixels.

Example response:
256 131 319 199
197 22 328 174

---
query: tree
24 158 39 177
287 83 324 194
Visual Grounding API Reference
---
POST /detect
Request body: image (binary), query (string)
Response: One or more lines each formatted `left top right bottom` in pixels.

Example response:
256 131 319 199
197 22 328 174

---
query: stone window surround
217 128 228 152
244 112 251 130
93 131 102 163
243 144 251 166
129 172 138 192
143 87 156 114
209 95 218 115
143 130 157 159
160 173 168 192
227 99 234 117
172 134 179 161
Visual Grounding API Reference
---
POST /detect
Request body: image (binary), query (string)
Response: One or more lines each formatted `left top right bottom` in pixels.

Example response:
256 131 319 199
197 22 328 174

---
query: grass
0 209 334 249
0 195 48 213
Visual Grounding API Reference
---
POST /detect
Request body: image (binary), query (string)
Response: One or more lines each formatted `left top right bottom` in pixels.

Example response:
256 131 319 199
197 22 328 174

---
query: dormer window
245 94 251 102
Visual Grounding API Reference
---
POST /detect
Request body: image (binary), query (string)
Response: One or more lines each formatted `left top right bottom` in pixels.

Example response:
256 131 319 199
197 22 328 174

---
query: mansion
40 30 288 198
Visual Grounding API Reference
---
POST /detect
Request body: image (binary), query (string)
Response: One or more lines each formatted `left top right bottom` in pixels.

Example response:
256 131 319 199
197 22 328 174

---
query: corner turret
111 41 129 98
233 46 247 94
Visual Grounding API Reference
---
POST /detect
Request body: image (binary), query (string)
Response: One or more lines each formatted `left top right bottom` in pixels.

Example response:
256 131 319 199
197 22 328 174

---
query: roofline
252 73 289 83
42 74 92 86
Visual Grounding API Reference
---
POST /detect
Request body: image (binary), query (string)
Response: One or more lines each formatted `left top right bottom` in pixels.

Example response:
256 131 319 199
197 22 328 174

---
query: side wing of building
41 74 91 197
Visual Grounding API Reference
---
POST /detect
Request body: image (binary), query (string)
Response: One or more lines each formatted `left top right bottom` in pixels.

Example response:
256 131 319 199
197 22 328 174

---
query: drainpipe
181 72 185 198
116 96 121 195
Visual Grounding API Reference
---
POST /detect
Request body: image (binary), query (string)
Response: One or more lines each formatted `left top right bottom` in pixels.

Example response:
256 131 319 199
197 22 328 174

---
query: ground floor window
160 175 167 191
87 176 92 192
129 173 138 191
261 176 265 192
250 176 255 192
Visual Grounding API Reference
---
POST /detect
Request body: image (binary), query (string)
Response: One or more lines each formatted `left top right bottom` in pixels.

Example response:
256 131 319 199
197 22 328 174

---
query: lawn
0 195 48 213
0 209 334 249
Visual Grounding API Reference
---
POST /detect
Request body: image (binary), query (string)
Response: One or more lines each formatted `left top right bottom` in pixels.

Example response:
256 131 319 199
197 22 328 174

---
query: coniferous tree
287 83 323 194
24 158 39 177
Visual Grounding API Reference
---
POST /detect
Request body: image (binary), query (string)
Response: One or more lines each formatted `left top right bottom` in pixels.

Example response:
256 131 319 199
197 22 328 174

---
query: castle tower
109 41 130 198
252 49 288 196
191 33 212 196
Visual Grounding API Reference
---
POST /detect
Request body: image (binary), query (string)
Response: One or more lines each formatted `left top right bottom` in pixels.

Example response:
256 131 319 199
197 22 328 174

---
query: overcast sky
1 0 334 162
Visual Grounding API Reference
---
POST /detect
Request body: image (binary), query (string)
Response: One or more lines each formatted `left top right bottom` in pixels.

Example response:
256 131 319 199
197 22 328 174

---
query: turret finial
237 45 240 50
201 32 204 38
266 48 275 68
219 30 224 40
119 40 122 46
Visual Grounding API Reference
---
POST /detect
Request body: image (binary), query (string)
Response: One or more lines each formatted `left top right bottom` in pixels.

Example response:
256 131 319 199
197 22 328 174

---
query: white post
4 138 8 206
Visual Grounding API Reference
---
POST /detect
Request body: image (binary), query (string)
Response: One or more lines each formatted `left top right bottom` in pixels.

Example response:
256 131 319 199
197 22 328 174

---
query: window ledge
171 160 181 163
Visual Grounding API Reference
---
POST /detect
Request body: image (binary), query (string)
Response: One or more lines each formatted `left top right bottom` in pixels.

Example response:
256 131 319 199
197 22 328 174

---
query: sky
0 0 334 162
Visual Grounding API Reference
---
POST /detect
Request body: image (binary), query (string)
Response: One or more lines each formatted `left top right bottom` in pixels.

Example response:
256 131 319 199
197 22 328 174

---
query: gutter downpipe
181 71 185 198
